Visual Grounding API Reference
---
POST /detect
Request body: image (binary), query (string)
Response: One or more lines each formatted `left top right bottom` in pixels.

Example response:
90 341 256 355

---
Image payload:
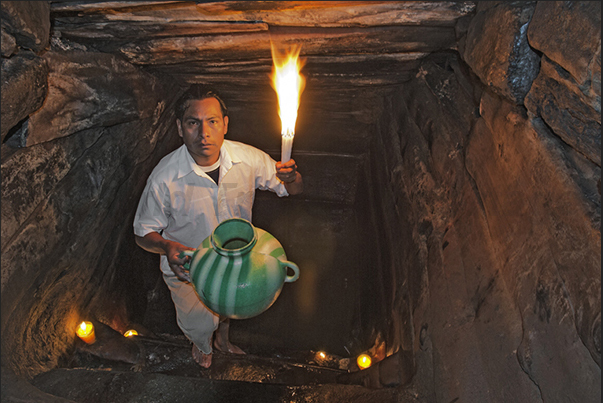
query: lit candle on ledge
357 353 372 370
124 329 138 338
76 321 96 344
270 42 305 163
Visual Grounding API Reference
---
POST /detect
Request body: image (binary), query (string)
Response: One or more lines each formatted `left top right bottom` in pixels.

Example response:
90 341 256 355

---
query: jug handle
179 250 195 271
280 261 300 282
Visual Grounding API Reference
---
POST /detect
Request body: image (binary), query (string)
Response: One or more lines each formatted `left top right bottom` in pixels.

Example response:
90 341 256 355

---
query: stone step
29 335 420 402
32 367 410 403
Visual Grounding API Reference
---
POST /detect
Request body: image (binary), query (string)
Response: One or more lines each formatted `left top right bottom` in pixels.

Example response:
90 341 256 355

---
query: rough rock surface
2 126 101 251
1 81 180 380
31 367 404 403
49 1 475 86
1 51 48 143
1 368 76 403
24 51 164 146
0 1 50 52
527 1 601 86
462 1 540 105
469 92 599 401
525 55 601 166
1 25 17 56
368 51 600 402
376 57 546 402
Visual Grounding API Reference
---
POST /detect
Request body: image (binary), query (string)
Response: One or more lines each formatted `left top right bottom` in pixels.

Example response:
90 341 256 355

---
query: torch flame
270 43 306 138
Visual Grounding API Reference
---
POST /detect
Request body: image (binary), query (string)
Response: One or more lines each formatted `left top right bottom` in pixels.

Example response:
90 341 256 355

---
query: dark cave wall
1 76 182 380
1 4 185 376
365 1 600 400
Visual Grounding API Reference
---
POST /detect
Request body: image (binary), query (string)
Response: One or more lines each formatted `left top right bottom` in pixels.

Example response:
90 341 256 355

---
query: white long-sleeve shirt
134 140 288 275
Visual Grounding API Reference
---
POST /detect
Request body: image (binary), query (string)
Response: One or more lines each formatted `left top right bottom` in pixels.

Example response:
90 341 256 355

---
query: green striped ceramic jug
181 218 299 319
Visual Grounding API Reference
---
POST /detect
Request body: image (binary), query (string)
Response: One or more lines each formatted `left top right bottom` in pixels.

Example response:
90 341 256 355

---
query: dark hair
175 84 228 121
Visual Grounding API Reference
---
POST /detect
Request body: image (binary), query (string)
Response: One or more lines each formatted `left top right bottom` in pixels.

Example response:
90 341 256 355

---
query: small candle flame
77 321 92 336
76 321 96 344
357 353 372 370
270 43 306 140
124 329 138 338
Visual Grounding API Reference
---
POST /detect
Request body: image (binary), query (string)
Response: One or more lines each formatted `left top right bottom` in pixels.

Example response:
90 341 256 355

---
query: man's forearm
135 232 170 255
285 172 303 195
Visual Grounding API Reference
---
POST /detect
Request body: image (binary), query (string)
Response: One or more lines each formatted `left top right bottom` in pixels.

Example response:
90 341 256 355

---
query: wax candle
281 132 294 163
124 329 138 337
76 321 96 344
357 353 372 370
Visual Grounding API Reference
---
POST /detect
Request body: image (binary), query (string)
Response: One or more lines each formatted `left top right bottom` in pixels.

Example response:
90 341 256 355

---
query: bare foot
213 338 246 354
213 317 246 355
192 344 212 368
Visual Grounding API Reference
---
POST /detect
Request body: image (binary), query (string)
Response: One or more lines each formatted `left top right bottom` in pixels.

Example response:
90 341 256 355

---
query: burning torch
270 43 306 163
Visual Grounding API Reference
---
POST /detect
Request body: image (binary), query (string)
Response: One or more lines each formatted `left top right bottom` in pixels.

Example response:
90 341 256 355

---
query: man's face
177 98 229 166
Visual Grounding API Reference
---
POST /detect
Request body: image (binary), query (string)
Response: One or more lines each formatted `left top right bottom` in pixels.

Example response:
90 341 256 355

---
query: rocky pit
1 2 600 402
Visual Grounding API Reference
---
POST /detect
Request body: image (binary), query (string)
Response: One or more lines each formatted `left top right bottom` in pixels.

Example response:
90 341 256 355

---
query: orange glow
76 321 96 344
317 351 326 360
124 329 138 337
357 353 372 370
270 43 305 162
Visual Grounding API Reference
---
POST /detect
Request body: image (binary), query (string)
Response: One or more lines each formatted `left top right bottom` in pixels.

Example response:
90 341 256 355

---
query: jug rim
210 218 257 256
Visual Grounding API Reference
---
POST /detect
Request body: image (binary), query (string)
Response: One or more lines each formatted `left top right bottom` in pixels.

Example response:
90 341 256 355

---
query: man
133 84 303 368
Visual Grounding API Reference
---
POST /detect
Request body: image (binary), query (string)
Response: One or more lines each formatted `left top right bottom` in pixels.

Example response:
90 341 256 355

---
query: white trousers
163 273 220 354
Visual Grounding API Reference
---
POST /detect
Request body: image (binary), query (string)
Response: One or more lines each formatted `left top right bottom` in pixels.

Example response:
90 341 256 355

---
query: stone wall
1 1 183 380
364 1 600 400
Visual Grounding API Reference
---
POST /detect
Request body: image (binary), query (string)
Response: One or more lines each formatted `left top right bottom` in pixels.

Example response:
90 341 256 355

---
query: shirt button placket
217 183 226 221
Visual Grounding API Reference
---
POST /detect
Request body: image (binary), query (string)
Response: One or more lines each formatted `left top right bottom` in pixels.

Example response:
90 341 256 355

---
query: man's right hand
135 233 195 282
164 241 195 282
